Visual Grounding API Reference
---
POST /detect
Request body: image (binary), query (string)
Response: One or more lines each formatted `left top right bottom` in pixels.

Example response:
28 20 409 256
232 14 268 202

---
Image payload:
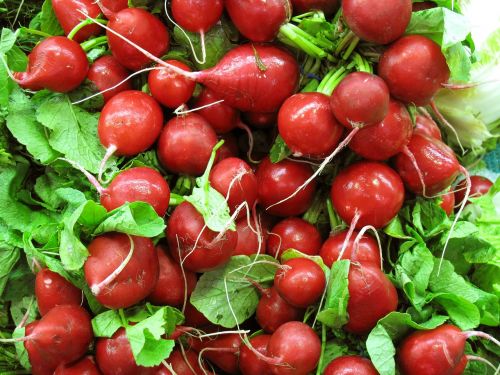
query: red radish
342 0 412 44
243 111 278 128
239 335 273 375
414 115 442 140
216 133 240 162
100 0 128 15
256 157 316 216
157 113 218 176
440 189 455 216
99 167 170 216
209 157 258 217
233 209 271 256
171 0 223 33
395 133 460 196
454 175 493 206
167 202 238 272
278 92 344 158
96 328 157 375
88 55 132 103
330 72 390 129
13 36 88 93
98 90 163 157
274 258 325 308
346 264 398 334
148 60 196 109
159 349 213 375
84 233 159 309
225 0 291 42
52 0 101 42
323 355 378 375
267 321 321 375
194 88 239 134
267 217 322 258
378 35 450 106
349 99 413 160
412 1 436 11
320 230 380 268
35 269 82 316
184 301 211 327
331 161 405 229
54 356 101 375
291 0 339 16
256 287 304 333
148 246 197 306
190 333 241 374
106 8 169 71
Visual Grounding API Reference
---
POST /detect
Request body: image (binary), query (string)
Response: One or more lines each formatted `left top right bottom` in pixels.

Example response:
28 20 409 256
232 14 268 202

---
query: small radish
243 111 278 128
323 355 378 375
209 157 258 217
148 246 197 307
454 175 493 206
100 0 128 16
167 202 238 272
148 60 196 109
52 0 102 42
171 0 223 33
239 334 273 375
320 230 380 268
267 321 321 375
157 113 218 176
54 356 101 375
256 287 304 333
184 301 211 327
216 133 240 162
95 327 158 375
440 189 455 216
346 264 398 334
414 114 442 140
267 217 322 258
291 0 339 16
331 161 405 229
412 1 436 11
378 35 450 106
225 0 291 42
349 99 413 161
233 209 270 256
35 269 82 316
159 349 214 375
278 92 344 158
274 258 326 308
106 8 170 71
330 72 390 129
190 333 241 374
342 0 412 44
13 36 88 93
194 88 239 134
256 157 316 217
84 233 159 309
88 55 132 103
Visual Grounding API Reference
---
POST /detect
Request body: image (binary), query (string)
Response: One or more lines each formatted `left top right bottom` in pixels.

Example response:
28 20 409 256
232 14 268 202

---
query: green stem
326 198 338 231
169 193 185 207
301 79 319 92
68 18 107 40
316 69 336 93
199 140 225 190
335 30 355 55
317 66 348 95
302 191 325 225
118 309 127 327
316 324 327 375
80 36 108 52
278 23 329 59
20 27 51 38
342 36 360 60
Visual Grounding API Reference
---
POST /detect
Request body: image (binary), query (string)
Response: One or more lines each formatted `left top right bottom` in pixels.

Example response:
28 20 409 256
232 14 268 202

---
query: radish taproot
87 55 132 103
35 269 82 316
267 217 322 258
54 356 101 375
323 355 378 375
239 334 273 375
52 0 102 42
256 287 304 333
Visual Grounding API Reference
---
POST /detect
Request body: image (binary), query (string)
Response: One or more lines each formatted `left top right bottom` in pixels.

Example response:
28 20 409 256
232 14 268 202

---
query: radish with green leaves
256 287 304 333
52 0 102 42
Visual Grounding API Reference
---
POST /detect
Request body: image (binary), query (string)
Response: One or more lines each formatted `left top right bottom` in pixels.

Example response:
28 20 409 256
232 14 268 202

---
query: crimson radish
267 217 322 258
414 114 442 140
100 0 128 15
194 88 239 134
35 269 82 316
54 356 101 375
256 287 304 333
171 0 223 33
243 111 278 128
216 133 240 162
239 334 273 375
52 0 102 42
342 0 412 44
323 355 378 375
190 333 241 374
13 36 88 93
159 348 213 375
454 175 493 206
291 0 339 16
233 215 268 256
84 233 159 309
440 189 455 216
87 55 132 103
184 301 211 327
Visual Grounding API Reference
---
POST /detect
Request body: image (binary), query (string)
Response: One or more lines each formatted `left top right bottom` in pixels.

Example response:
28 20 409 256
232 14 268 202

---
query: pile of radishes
1 0 499 374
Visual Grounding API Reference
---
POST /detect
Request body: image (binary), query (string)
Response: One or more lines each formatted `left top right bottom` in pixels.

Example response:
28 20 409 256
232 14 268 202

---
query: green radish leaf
68 79 104 111
270 135 292 163
430 293 480 330
13 326 30 371
318 341 351 374
0 28 17 54
92 310 123 338
317 260 350 329
281 249 330 277
472 264 500 298
40 0 64 36
411 197 450 238
0 244 20 298
190 255 278 328
6 45 27 71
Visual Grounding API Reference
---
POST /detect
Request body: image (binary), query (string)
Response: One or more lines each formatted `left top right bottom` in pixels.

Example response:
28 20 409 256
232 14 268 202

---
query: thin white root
173 99 225 116
466 355 499 372
98 144 117 184
337 211 361 261
352 225 383 270
58 157 106 195
237 121 261 164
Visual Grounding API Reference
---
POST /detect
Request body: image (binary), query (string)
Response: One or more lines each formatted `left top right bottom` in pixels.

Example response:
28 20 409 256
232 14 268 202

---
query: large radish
52 0 102 42
35 269 82 316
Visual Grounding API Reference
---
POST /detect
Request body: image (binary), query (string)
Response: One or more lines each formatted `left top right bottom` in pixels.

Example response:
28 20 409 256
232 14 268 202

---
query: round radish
167 202 238 272
414 115 442 140
330 72 390 129
87 55 132 103
454 175 493 206
107 8 169 71
54 356 101 375
148 246 197 306
171 0 223 33
233 215 268 256
157 113 218 176
190 333 241 374
159 349 213 375
278 92 344 158
324 355 378 375
320 230 380 268
395 133 460 196
256 287 304 333
256 157 316 217
346 264 398 334
35 269 82 316
216 133 240 162
291 0 339 16
148 60 196 109
243 111 278 128
342 0 412 44
239 334 273 375
226 0 291 42
349 99 413 160
194 88 239 134
378 35 450 106
274 258 326 308
440 189 455 216
267 321 321 375
14 36 88 93
100 0 128 15
98 90 163 156
52 0 101 42
331 161 405 229
84 233 159 309
267 217 322 258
